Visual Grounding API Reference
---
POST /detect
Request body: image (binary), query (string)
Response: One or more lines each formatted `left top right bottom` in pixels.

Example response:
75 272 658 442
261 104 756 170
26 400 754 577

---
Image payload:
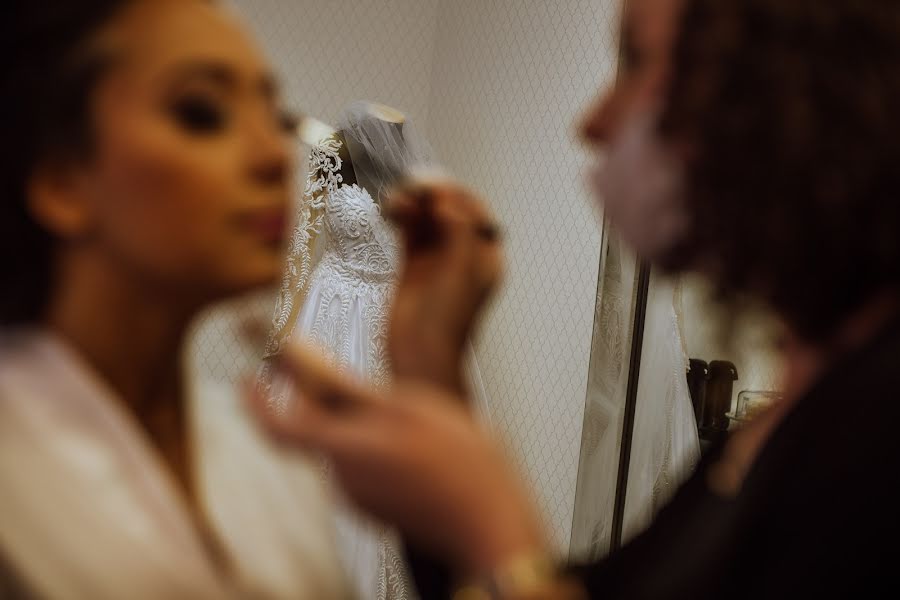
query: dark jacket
408 319 900 598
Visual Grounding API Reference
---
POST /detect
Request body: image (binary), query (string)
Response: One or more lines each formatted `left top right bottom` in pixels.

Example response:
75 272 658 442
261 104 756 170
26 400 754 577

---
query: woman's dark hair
0 1 133 325
662 0 900 342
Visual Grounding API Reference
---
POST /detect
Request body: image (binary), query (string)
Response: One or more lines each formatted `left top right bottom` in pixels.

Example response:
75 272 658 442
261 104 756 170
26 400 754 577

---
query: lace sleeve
262 138 344 361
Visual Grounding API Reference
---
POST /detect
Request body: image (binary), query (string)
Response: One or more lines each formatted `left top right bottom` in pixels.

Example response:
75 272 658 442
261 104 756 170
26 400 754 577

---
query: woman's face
581 0 682 147
44 0 294 305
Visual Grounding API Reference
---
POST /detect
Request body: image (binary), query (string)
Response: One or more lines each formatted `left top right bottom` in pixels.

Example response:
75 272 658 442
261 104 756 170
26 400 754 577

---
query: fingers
386 182 502 253
387 183 504 295
238 316 270 347
384 181 504 387
277 341 385 413
244 376 308 443
386 187 441 254
245 376 387 461
245 341 384 441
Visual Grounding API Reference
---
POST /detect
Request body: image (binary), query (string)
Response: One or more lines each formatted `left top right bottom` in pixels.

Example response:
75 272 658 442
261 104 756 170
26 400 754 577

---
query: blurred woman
0 1 347 597
256 0 900 598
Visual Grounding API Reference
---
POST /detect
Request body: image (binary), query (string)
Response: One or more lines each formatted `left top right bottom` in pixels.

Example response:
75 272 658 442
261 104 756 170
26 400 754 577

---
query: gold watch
453 551 560 600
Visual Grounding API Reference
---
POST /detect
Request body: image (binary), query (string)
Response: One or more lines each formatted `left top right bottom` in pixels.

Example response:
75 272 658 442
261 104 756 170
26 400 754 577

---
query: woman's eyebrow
164 59 279 100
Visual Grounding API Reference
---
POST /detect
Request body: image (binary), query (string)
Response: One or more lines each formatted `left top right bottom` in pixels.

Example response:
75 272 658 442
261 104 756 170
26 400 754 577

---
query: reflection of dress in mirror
572 238 700 557
261 102 494 600
623 274 700 541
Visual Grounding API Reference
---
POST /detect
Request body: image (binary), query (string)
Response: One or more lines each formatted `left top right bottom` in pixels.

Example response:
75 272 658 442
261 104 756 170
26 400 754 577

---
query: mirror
571 235 642 559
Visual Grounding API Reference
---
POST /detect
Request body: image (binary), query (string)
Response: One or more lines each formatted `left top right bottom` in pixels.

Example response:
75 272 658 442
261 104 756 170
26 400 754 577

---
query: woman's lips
240 207 288 244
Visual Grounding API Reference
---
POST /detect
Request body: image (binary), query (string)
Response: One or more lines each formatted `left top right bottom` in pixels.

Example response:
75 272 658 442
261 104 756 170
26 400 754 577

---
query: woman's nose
581 90 618 147
247 118 291 188
251 149 289 187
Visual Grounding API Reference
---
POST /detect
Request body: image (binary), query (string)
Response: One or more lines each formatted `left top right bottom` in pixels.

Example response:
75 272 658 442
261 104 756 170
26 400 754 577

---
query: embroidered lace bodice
297 181 400 390
264 138 400 383
316 183 399 286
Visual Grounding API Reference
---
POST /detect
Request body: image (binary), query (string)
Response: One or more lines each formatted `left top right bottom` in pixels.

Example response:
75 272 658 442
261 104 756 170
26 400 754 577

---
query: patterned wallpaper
224 0 441 128
190 0 623 552
426 0 620 549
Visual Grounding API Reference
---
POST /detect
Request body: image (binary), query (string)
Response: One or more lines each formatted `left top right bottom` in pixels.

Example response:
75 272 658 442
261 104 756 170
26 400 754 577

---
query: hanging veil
338 101 435 205
257 140 335 390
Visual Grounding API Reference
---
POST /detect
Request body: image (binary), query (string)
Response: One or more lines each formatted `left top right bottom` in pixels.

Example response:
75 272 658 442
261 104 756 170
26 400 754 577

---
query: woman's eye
170 96 227 134
278 110 300 134
620 29 645 72
622 43 643 71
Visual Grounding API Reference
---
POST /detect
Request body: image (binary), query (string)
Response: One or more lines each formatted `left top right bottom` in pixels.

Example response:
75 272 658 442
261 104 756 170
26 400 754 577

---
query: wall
191 0 622 552
427 0 620 549
226 0 441 128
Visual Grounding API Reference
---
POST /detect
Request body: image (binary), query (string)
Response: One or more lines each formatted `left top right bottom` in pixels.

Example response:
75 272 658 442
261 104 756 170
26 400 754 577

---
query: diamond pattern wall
224 0 441 127
426 1 620 549
191 0 623 553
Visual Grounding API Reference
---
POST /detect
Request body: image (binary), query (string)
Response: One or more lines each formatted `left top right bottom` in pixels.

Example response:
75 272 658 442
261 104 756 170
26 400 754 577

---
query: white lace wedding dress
263 137 413 600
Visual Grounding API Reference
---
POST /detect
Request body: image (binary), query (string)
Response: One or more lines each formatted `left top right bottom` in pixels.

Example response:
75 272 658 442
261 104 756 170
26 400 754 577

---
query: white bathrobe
0 329 349 600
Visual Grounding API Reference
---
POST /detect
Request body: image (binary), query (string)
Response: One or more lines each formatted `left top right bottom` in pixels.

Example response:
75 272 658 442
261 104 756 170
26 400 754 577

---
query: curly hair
661 0 900 342
0 0 134 325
